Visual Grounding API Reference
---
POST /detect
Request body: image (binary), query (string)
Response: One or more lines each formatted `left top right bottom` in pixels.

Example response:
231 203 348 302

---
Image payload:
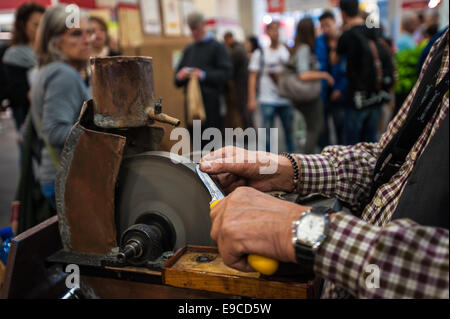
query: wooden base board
163 246 314 299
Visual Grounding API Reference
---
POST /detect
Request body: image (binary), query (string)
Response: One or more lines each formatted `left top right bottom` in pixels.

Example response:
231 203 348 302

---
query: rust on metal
56 101 167 255
91 56 180 129
63 125 126 254
91 56 156 128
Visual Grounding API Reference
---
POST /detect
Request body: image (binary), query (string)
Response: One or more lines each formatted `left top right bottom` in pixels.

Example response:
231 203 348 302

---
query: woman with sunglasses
30 5 91 209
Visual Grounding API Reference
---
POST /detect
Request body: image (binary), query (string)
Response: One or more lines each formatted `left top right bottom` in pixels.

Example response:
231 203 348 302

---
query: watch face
296 213 326 247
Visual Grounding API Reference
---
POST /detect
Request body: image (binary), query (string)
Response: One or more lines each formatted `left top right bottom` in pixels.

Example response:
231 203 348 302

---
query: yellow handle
210 200 221 210
247 254 279 276
209 200 279 276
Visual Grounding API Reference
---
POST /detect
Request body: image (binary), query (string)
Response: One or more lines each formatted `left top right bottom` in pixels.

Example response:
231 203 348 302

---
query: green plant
394 43 426 94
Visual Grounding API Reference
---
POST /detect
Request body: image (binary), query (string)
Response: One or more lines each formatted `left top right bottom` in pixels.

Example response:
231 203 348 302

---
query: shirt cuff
295 154 337 198
314 213 380 296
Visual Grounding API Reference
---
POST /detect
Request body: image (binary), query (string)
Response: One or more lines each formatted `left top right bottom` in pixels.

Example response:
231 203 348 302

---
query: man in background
337 0 394 145
315 10 347 147
248 21 295 153
397 12 420 51
175 12 232 134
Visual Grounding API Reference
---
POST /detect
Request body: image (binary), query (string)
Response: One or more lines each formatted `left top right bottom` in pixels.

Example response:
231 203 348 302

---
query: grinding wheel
116 152 215 252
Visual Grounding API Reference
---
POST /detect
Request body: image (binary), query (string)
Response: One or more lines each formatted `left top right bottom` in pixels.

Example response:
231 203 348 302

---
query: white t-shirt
248 45 291 105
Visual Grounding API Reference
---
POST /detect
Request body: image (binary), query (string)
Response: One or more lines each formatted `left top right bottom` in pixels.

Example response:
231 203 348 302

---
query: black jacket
175 38 232 95
3 63 30 112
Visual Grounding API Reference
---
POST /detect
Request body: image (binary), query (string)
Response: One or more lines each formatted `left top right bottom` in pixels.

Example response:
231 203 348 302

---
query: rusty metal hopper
91 56 180 129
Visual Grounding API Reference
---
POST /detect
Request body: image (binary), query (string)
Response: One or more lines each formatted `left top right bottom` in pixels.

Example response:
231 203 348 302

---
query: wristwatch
292 206 334 272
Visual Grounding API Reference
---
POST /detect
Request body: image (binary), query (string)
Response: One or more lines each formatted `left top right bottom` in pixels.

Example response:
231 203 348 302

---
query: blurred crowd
175 0 445 154
0 1 446 231
0 3 121 231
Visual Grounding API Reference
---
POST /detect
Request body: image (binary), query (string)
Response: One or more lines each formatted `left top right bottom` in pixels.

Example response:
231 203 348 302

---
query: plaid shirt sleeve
314 213 449 299
295 143 381 209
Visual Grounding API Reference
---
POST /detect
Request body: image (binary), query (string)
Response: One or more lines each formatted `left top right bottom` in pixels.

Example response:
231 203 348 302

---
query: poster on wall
95 0 118 7
267 0 285 13
118 6 144 48
161 0 182 36
172 50 183 70
180 0 195 36
140 0 162 35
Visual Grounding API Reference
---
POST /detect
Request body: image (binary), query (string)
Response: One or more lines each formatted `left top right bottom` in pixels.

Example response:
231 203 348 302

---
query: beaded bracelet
280 152 299 191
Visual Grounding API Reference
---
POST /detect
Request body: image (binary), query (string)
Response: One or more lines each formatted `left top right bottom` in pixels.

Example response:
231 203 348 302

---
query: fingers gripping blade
195 165 225 204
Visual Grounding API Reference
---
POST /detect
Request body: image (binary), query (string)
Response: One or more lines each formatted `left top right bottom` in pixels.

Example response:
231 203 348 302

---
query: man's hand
330 90 342 102
176 67 191 81
191 68 205 79
324 73 335 87
210 187 310 272
200 146 298 194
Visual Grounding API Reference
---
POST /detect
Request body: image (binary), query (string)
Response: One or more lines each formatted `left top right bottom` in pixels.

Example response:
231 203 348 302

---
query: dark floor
0 109 20 229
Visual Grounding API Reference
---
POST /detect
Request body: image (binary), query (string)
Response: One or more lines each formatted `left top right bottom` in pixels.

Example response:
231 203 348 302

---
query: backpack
278 47 321 104
351 28 394 109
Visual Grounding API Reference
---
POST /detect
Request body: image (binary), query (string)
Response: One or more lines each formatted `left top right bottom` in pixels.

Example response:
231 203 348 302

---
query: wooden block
163 246 312 299
0 216 67 299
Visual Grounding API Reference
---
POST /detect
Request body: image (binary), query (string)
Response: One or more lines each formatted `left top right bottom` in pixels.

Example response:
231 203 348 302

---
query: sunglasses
66 28 94 38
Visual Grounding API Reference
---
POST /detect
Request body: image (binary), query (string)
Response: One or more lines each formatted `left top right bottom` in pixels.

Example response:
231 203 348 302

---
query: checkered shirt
295 30 449 299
